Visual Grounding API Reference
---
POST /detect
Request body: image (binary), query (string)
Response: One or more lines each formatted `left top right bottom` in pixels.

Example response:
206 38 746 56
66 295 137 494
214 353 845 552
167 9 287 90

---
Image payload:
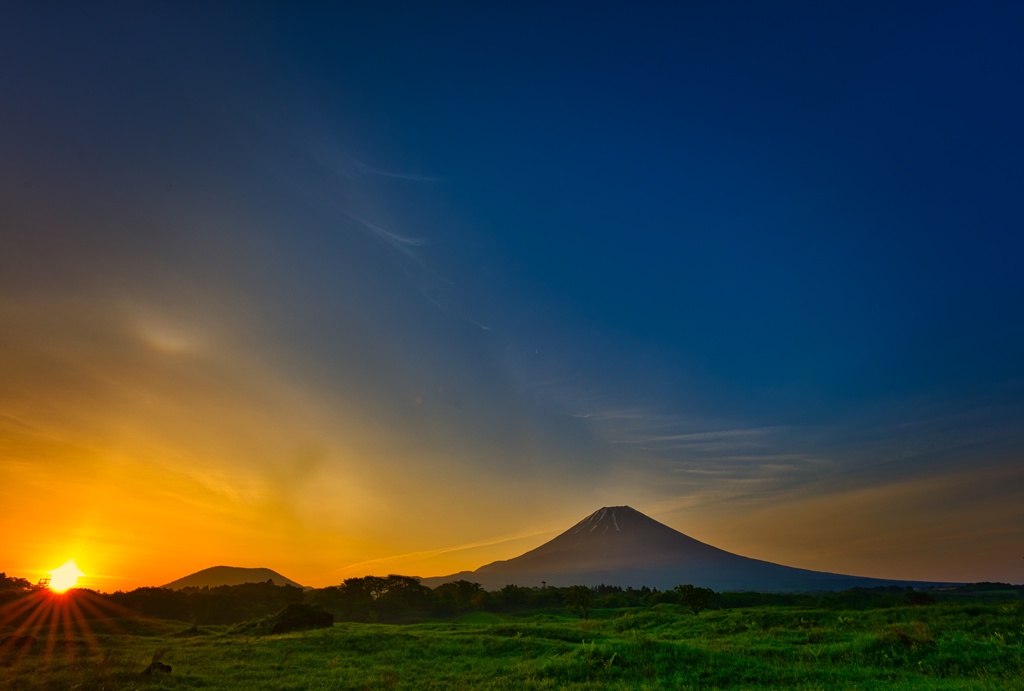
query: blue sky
2 2 1023 587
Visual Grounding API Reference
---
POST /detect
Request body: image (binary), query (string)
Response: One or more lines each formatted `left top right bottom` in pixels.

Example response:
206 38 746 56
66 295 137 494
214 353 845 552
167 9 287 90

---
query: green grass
3 602 1023 689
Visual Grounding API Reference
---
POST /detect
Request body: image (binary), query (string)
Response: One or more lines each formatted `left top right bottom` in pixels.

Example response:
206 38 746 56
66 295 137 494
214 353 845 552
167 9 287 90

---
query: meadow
3 599 1023 689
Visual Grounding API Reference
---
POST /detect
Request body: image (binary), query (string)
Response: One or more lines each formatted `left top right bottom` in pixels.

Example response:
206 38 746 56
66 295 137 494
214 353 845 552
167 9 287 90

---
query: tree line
2 571 1010 626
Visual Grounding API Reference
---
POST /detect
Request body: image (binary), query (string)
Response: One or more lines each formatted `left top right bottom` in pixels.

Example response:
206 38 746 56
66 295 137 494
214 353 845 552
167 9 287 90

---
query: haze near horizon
2 3 1023 592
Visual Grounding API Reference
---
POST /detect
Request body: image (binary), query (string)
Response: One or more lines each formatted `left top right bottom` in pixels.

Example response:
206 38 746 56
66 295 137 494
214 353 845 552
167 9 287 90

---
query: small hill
162 566 304 590
422 506 949 592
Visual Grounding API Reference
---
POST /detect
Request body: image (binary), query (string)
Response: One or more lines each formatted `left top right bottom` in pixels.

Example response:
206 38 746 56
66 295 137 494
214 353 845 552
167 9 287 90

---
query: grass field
3 602 1023 689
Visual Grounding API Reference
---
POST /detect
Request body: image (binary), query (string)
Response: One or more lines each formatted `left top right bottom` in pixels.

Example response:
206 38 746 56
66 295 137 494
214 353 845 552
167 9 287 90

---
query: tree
675 584 714 615
430 581 481 614
564 585 595 619
376 575 433 615
494 584 529 611
0 573 32 591
0 572 34 608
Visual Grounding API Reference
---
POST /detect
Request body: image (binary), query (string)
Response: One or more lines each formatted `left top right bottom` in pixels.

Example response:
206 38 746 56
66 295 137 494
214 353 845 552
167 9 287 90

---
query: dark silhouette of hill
161 566 304 590
422 506 947 592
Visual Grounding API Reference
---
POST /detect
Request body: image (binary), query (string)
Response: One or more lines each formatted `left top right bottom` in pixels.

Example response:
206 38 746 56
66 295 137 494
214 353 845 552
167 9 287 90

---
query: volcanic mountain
421 506 938 592
162 566 304 590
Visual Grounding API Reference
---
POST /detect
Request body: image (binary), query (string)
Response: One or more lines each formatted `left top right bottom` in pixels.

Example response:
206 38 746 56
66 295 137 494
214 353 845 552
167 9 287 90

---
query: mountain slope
421 506 942 592
162 566 304 590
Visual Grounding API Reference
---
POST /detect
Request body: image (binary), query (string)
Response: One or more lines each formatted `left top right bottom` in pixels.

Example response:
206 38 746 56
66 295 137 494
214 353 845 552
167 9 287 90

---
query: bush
234 602 334 635
905 591 936 606
270 603 334 633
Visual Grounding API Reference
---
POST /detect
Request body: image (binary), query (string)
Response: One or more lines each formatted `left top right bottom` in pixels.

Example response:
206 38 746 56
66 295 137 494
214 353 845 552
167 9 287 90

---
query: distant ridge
162 566 304 590
422 506 948 592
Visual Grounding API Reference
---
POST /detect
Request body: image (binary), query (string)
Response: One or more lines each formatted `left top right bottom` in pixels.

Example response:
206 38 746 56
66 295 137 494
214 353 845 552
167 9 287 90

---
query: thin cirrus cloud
343 210 428 262
329 527 556 580
257 122 496 335
351 159 442 183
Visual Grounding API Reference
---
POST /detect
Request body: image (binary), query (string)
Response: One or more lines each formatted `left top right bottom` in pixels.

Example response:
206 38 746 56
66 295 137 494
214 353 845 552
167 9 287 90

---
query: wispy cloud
621 427 785 444
259 122 499 334
553 392 839 502
572 404 789 461
328 528 553 577
342 211 427 262
416 287 492 331
352 159 441 183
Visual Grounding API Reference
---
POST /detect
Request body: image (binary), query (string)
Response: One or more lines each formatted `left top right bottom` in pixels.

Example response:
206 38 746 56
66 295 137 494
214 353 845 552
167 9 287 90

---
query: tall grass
2 601 1022 689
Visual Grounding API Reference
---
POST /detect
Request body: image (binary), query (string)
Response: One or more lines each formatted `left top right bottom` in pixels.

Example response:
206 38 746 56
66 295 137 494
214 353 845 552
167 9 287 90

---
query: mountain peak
573 506 642 534
422 505 943 591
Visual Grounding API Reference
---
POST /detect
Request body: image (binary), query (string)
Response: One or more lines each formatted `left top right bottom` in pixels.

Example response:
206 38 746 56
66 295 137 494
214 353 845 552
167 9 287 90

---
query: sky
2 2 1023 591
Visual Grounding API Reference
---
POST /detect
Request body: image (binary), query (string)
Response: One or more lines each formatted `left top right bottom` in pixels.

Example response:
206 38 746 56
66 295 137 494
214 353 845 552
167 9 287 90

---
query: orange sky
2 295 1023 590
4 325 1022 592
2 279 1022 591
4 4 1024 592
0 296 599 590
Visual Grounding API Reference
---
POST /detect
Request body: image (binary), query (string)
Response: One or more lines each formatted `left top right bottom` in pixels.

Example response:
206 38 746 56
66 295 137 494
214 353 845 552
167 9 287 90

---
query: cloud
622 427 785 444
351 159 441 183
415 286 492 331
703 464 1024 582
330 527 554 577
253 119 499 335
343 211 427 262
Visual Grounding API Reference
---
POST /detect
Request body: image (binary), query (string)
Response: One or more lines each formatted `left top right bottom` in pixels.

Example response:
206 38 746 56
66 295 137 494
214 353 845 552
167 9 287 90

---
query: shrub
270 603 334 634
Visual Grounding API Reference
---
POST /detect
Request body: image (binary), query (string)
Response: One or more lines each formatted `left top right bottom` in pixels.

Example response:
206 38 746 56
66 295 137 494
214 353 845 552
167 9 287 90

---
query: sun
48 559 84 592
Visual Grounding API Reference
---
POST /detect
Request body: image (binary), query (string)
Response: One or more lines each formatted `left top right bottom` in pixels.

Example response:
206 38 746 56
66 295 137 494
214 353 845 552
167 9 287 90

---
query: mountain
421 506 944 592
162 566 304 590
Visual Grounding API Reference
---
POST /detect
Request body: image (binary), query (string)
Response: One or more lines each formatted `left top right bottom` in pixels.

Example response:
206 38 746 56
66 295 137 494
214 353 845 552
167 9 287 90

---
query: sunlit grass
2 601 1022 689
0 586 136 684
